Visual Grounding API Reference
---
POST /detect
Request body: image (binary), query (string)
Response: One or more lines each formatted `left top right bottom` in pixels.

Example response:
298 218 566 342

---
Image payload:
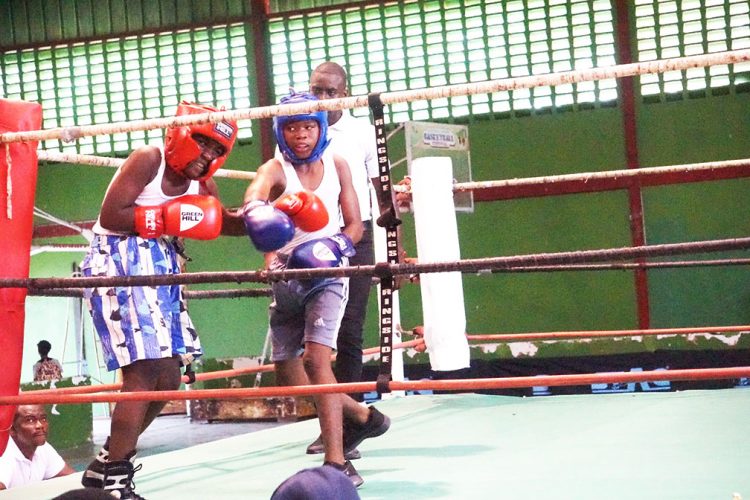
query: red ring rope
2 366 748 406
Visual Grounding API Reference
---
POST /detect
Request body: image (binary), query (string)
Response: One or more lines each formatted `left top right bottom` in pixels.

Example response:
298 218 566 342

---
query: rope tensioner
6 236 750 290
1 50 749 145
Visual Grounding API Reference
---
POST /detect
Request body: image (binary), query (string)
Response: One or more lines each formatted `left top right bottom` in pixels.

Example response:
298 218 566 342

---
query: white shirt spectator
0 437 67 489
325 110 379 223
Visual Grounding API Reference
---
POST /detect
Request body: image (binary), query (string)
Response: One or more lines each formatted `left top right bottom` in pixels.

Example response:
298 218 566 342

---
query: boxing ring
2 49 750 498
1 390 749 499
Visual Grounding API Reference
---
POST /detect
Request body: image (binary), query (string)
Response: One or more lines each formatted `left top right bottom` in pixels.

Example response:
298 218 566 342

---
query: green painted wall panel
125 0 144 32
60 0 80 40
143 0 164 30
175 0 196 25
0 3 12 47
27 0 47 45
637 93 750 328
42 0 64 42
10 1 30 46
159 0 178 26
92 2 113 36
76 0 96 39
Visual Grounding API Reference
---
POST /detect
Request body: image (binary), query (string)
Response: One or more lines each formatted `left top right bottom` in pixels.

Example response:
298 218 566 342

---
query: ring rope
6 236 750 290
480 258 750 273
23 259 750 297
28 339 426 397
393 158 750 194
464 325 750 342
36 150 256 181
3 366 749 405
25 323 747 397
27 287 273 299
2 50 749 145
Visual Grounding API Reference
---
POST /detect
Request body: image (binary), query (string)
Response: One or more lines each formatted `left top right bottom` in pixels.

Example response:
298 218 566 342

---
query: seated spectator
0 404 75 489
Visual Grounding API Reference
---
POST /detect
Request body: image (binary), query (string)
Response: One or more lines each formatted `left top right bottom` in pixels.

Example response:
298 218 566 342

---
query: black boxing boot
81 437 109 488
103 453 144 499
82 438 139 489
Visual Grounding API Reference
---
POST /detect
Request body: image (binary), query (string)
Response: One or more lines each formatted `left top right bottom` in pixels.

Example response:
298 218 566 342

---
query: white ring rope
2 49 749 145
393 158 750 193
36 150 256 180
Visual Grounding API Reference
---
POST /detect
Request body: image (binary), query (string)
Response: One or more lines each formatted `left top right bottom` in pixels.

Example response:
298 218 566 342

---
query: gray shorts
269 278 349 362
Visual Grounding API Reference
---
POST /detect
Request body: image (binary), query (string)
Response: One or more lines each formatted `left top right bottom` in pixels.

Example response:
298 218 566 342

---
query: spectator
0 404 75 489
33 340 63 382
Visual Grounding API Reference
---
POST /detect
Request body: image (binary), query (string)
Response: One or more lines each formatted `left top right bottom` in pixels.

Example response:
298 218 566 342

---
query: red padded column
0 99 42 454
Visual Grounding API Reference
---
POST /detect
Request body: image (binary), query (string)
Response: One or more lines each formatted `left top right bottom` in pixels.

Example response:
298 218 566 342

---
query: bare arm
98 146 161 232
54 463 76 478
244 159 286 203
335 154 363 245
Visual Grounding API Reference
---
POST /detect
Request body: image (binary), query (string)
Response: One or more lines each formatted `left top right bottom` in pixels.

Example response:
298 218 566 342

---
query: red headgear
164 101 238 181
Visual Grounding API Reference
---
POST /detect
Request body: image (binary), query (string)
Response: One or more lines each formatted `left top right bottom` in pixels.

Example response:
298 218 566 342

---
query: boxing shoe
81 438 138 489
343 406 390 454
306 434 361 460
324 460 364 488
81 438 109 488
103 459 145 499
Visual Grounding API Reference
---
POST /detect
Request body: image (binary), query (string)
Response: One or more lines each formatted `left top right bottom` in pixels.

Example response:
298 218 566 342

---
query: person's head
309 62 348 125
164 101 238 181
37 340 51 357
270 465 360 500
52 488 115 500
10 404 49 451
274 91 331 166
52 489 115 500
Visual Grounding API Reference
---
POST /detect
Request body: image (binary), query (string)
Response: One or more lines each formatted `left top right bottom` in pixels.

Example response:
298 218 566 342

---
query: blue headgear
273 91 331 166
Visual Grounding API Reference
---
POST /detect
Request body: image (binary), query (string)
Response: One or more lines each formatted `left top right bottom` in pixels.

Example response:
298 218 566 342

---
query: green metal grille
0 23 251 155
635 0 750 100
268 0 619 123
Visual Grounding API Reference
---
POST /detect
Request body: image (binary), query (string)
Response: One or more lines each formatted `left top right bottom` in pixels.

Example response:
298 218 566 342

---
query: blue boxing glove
287 233 356 269
242 201 295 252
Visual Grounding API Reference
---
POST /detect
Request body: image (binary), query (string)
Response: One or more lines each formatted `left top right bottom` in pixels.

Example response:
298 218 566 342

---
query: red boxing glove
134 195 223 240
274 191 329 232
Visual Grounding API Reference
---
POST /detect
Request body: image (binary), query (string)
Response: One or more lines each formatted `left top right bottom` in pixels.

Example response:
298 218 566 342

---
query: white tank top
275 149 341 256
92 150 200 235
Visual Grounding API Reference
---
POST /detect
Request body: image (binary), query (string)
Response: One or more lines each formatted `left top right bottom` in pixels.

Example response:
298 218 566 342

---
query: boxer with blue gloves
240 91 390 488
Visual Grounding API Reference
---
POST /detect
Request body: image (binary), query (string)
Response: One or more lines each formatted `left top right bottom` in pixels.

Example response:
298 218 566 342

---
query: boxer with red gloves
80 101 242 499
241 91 389 488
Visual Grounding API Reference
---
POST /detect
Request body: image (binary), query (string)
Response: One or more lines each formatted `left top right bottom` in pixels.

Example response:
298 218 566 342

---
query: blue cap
270 465 360 500
273 91 331 166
